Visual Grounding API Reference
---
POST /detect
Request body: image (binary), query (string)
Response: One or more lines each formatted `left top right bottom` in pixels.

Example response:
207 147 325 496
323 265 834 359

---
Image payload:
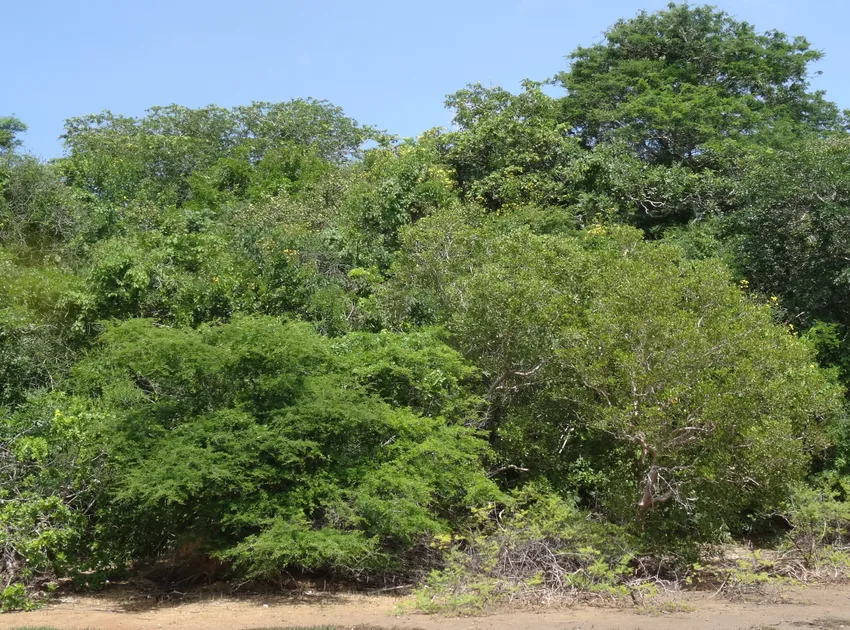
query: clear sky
6 0 849 159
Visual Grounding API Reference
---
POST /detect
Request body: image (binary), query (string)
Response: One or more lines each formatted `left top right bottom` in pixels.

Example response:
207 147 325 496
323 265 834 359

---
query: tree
0 248 84 408
0 156 80 250
60 100 379 206
0 116 27 155
557 3 841 166
338 135 457 269
439 79 728 231
726 136 850 382
441 81 582 212
2 4 850 596
0 395 110 590
381 212 844 542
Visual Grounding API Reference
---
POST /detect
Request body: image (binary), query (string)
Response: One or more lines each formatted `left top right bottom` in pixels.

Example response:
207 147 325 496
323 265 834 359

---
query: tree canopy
557 3 842 166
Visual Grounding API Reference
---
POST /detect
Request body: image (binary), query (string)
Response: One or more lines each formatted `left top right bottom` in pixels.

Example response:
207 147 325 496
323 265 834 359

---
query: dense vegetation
2 3 850 609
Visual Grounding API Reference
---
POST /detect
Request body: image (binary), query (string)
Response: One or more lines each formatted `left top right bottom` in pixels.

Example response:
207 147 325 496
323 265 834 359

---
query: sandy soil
1 584 849 630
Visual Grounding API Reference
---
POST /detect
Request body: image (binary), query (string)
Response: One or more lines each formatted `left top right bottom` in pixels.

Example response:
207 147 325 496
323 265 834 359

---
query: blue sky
6 0 849 159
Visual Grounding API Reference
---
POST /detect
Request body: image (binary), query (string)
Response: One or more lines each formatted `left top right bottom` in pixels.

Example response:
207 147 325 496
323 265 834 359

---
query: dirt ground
1 584 849 630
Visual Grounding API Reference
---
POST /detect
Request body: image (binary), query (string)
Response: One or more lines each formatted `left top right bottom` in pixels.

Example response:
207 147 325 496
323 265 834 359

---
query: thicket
2 2 850 612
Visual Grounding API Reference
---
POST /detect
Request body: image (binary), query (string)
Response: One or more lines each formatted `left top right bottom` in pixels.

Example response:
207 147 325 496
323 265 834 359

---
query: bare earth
1 585 850 630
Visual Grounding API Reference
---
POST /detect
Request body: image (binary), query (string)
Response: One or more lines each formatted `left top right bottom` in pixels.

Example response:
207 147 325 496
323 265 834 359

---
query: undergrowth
410 478 850 614
410 484 647 614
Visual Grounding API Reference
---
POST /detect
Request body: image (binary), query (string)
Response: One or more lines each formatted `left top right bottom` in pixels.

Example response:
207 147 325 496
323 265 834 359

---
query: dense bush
382 215 844 545
1 2 850 606
0 395 109 590
74 317 498 580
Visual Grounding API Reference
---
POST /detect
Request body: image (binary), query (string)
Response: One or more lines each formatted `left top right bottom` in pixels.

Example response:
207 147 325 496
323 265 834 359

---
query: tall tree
726 136 850 381
557 3 841 166
60 100 379 206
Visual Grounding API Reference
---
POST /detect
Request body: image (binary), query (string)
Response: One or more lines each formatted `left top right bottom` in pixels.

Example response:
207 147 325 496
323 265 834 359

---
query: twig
367 584 413 593
487 464 530 478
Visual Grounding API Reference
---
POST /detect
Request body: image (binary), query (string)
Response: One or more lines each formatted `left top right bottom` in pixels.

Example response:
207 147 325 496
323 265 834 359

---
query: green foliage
70 317 500 579
565 143 729 232
60 100 378 206
442 82 582 212
384 214 844 543
558 3 840 166
0 396 109 589
782 473 850 573
3 3 850 604
339 136 457 269
0 156 81 252
188 142 331 206
0 117 27 155
689 550 795 600
81 217 235 325
0 249 85 407
441 84 728 230
75 202 353 330
333 328 483 423
726 136 850 386
0 584 36 612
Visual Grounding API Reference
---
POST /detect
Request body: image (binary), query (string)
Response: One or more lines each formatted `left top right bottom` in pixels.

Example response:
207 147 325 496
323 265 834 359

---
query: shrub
414 483 640 613
0 584 35 612
0 396 109 590
781 473 850 578
69 316 501 581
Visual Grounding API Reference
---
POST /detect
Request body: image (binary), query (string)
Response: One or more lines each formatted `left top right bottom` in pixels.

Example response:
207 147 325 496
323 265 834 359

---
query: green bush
0 395 110 589
68 316 501 580
3 3 850 601
0 584 36 612
0 249 85 407
782 472 850 576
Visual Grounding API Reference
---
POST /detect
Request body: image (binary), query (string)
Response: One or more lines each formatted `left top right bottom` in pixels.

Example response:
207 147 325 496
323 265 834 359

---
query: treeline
2 3 850 610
